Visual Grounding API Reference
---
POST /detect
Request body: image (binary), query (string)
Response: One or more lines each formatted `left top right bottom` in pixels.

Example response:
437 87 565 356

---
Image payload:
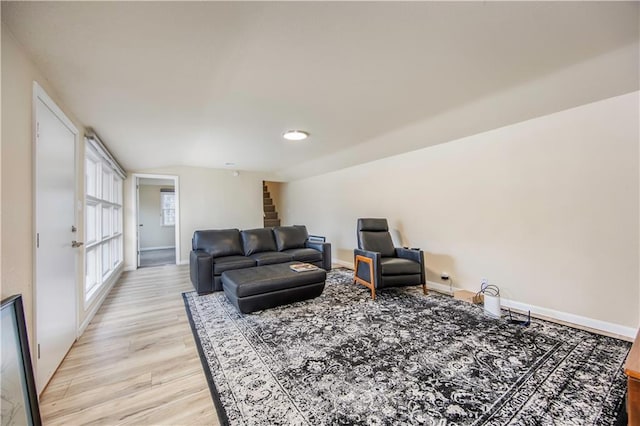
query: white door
34 85 78 392
136 179 141 267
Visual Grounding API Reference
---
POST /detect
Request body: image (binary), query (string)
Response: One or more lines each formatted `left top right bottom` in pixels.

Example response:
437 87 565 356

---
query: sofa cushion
194 229 243 258
380 257 421 275
222 262 326 298
213 255 256 275
241 228 277 255
273 225 308 251
249 251 293 266
283 248 322 263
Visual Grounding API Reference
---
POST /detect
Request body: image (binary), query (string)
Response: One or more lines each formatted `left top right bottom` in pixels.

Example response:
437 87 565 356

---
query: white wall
138 185 175 249
124 166 266 269
281 92 639 332
1 26 122 358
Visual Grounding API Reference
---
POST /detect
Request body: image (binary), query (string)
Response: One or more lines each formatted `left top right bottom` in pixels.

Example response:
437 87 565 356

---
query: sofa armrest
395 248 425 283
354 248 382 288
190 250 213 294
306 240 332 271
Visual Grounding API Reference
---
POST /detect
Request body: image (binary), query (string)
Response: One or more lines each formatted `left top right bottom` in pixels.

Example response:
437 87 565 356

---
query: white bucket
484 293 501 318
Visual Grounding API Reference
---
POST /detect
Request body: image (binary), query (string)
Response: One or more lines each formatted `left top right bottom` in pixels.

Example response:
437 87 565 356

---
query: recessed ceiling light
283 130 309 141
224 162 235 166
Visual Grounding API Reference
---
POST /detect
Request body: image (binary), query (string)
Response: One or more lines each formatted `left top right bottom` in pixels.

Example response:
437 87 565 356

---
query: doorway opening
134 174 180 268
263 181 282 227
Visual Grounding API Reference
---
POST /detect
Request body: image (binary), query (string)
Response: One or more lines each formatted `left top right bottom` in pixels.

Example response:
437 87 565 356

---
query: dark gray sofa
190 225 331 294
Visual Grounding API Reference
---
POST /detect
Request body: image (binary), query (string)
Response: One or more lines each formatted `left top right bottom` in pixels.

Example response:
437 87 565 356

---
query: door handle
71 240 84 248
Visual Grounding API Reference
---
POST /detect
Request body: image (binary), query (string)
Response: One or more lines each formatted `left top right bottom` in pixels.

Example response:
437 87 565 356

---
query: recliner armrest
306 240 332 271
395 247 422 263
395 247 425 283
190 250 213 294
354 248 380 260
354 248 382 288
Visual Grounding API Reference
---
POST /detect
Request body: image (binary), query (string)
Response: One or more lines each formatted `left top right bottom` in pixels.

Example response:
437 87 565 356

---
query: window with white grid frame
160 189 175 226
84 141 124 301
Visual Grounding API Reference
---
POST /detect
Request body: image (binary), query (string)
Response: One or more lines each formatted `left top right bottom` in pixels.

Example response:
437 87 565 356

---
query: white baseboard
332 259 353 269
140 246 175 251
499 297 636 340
124 265 136 271
332 259 635 339
178 259 189 266
429 280 635 339
426 280 458 295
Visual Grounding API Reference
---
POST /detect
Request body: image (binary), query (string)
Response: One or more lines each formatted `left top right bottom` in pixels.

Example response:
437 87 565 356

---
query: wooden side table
625 329 640 425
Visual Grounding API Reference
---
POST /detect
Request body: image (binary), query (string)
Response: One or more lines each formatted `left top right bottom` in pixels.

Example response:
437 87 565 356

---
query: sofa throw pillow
193 229 244 258
273 225 309 251
241 228 277 255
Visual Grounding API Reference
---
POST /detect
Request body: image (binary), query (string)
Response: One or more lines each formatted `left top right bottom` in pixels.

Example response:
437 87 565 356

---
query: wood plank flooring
39 265 219 425
139 249 177 268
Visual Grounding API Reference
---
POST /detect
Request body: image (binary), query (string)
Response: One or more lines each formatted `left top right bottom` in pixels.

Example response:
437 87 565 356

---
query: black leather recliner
353 218 426 299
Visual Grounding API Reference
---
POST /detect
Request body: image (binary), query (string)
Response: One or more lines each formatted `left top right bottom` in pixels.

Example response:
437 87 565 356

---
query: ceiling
2 2 638 180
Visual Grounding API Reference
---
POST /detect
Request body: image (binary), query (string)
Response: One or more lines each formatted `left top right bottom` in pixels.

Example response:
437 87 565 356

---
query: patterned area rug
183 269 630 425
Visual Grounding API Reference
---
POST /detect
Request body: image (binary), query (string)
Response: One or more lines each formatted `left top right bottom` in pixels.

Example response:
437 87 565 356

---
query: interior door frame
132 173 181 267
32 82 80 388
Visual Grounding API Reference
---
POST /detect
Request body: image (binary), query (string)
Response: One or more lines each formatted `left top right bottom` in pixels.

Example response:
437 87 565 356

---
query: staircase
263 182 281 227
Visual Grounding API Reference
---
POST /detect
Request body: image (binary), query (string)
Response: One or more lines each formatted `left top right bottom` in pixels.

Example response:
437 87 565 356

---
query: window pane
102 242 111 277
102 169 112 202
102 206 112 238
161 192 175 209
85 247 98 293
86 204 97 244
161 192 176 226
163 209 175 226
112 207 120 234
113 177 121 204
86 157 98 198
112 238 121 266
118 236 123 265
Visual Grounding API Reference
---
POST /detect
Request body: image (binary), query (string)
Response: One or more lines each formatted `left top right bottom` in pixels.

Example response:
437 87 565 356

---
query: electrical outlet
441 273 449 281
481 277 488 287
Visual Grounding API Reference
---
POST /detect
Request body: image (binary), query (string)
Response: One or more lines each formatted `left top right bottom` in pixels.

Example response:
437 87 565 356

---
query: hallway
138 248 176 268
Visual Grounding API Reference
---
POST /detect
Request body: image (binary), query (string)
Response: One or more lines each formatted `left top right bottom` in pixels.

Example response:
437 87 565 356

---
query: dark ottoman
221 262 326 313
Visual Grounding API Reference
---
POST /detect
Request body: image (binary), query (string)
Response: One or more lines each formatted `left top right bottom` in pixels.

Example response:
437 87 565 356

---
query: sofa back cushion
192 229 243 257
273 225 309 251
241 228 277 255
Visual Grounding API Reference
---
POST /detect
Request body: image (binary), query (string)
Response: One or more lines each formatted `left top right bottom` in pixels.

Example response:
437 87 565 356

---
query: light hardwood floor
39 265 219 425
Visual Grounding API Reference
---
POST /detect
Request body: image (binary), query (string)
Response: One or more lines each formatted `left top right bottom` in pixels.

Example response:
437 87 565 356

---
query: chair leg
422 283 428 295
354 255 376 300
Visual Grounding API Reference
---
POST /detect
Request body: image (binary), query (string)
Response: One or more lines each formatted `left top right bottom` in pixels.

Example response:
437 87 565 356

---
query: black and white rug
183 269 630 425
